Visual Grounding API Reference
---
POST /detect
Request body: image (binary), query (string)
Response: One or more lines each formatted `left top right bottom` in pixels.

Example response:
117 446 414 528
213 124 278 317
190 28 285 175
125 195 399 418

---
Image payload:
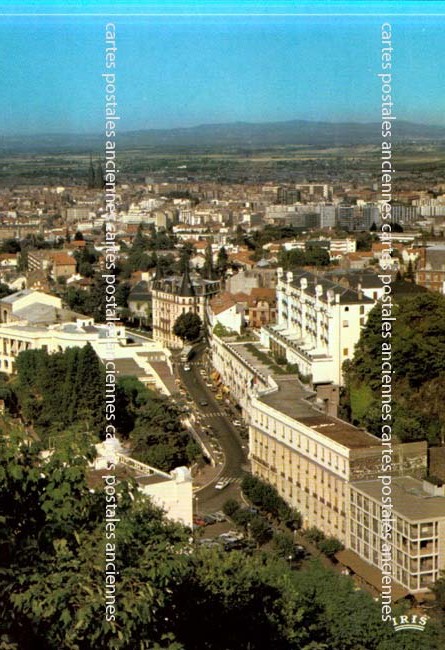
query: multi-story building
328 238 357 258
295 183 332 200
415 245 445 294
261 268 375 386
349 477 445 594
249 376 428 544
152 265 220 349
209 329 445 598
246 288 277 328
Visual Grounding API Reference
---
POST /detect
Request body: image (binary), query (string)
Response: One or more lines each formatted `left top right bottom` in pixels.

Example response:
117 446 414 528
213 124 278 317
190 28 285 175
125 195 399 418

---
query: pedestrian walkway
216 476 242 485
200 411 224 418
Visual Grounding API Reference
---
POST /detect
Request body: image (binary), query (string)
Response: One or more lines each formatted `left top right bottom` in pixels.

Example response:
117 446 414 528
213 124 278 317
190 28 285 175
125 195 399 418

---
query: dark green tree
216 246 229 277
173 312 202 343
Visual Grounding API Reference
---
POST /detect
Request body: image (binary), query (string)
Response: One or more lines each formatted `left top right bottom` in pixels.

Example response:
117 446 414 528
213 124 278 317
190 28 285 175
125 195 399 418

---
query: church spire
87 153 95 189
94 158 105 189
179 262 195 297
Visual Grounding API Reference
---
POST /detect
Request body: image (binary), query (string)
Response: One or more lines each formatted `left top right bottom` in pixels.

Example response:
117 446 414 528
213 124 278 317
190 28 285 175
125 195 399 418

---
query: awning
335 549 410 602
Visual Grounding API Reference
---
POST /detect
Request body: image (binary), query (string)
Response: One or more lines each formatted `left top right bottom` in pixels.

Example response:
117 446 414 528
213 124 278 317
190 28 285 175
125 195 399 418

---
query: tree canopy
173 312 202 343
13 344 106 438
342 293 445 443
2 433 443 649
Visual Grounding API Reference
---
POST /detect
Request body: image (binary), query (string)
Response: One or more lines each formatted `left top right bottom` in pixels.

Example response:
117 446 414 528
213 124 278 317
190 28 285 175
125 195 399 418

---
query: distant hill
2 119 445 153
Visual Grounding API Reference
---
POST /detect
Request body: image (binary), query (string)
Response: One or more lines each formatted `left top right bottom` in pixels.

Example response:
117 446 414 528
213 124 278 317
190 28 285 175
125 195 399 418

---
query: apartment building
350 477 445 594
249 376 428 545
261 268 375 386
211 334 271 415
415 245 445 294
208 330 443 597
152 265 220 349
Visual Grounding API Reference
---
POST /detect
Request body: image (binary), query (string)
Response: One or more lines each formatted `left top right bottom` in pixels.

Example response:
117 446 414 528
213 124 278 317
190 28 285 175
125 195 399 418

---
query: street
177 344 249 514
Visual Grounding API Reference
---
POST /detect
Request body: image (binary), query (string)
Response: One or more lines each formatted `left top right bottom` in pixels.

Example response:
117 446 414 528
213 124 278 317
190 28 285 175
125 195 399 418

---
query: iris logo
392 614 429 632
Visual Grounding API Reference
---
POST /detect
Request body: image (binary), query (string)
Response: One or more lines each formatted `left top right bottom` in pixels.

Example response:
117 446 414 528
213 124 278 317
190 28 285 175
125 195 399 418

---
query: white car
183 365 191 371
214 478 231 490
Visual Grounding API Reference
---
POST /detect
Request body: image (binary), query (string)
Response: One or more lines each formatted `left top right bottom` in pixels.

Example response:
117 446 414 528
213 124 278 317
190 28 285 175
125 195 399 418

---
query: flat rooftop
113 357 147 378
352 476 445 521
87 464 170 490
260 377 380 450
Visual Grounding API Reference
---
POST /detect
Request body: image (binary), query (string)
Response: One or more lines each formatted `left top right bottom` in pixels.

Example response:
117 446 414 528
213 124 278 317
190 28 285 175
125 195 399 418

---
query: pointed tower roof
153 262 164 288
87 153 95 189
94 159 105 189
179 264 195 297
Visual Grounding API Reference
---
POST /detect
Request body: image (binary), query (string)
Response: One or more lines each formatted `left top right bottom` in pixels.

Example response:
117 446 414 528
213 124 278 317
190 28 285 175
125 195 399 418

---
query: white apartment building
249 378 428 542
350 477 445 594
211 334 271 415
329 238 357 258
0 316 175 394
261 268 375 386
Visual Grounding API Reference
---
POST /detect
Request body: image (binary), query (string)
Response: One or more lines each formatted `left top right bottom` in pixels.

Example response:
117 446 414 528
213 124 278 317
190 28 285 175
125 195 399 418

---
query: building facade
349 478 445 594
152 266 220 349
261 268 375 386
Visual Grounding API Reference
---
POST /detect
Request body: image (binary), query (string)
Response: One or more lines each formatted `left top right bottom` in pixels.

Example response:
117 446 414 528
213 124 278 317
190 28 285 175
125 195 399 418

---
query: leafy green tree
272 531 296 559
406 259 415 282
317 536 344 559
249 516 273 546
222 498 240 517
1 434 444 649
305 246 330 266
0 239 21 254
216 246 229 277
173 312 202 343
201 244 215 280
13 345 105 437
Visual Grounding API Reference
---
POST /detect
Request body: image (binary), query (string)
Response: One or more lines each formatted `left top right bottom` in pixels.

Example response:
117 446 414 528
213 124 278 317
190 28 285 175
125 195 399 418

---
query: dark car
203 514 217 525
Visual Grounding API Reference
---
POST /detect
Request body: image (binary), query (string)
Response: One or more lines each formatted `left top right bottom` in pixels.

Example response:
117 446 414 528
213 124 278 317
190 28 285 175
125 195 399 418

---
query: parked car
212 511 226 522
199 399 208 407
193 516 206 527
219 530 244 541
184 365 191 371
203 514 217 525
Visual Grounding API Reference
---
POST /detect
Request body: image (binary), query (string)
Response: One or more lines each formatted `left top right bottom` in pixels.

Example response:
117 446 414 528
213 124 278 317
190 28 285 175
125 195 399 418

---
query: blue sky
0 2 444 134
